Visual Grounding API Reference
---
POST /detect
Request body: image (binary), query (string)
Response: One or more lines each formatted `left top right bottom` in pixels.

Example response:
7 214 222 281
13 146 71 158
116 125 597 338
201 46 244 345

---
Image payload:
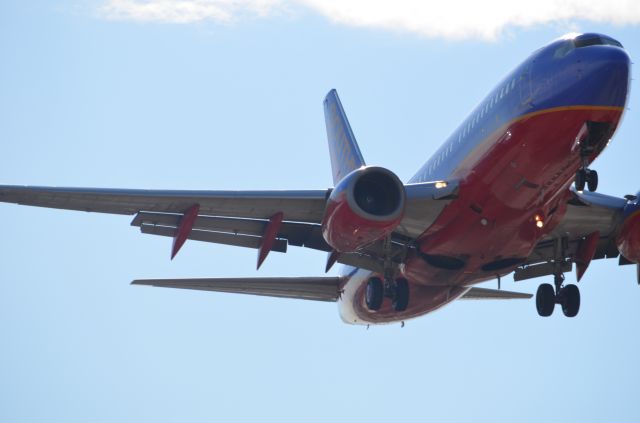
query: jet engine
616 194 640 263
321 166 405 252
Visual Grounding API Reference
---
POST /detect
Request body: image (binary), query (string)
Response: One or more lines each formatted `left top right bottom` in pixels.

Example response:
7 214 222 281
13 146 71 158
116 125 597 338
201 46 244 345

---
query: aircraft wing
0 185 328 222
0 183 458 271
132 276 530 301
516 189 628 282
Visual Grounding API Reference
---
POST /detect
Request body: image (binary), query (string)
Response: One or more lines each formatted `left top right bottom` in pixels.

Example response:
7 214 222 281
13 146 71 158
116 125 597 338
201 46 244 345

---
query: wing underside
517 189 627 282
0 182 458 273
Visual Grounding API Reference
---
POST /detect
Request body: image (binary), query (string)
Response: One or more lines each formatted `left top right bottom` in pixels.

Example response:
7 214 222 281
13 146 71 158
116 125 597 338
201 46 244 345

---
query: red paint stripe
575 231 600 282
171 204 200 260
257 212 284 269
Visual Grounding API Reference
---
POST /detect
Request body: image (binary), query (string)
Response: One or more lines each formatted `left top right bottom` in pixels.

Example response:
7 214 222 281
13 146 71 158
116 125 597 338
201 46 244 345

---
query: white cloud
99 0 640 40
100 0 286 23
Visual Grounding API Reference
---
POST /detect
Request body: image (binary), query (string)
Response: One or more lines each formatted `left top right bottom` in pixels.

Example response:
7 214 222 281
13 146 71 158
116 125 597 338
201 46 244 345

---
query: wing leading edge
0 185 329 222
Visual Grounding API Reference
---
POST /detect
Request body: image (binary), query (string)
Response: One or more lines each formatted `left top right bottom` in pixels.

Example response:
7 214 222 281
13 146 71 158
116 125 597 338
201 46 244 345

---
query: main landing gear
536 274 580 317
365 277 409 312
365 236 410 313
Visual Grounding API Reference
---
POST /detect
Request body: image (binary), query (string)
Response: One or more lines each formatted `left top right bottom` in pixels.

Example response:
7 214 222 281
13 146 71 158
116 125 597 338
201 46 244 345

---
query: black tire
365 277 384 311
536 283 555 317
587 170 598 192
575 169 586 191
393 278 410 312
561 284 580 317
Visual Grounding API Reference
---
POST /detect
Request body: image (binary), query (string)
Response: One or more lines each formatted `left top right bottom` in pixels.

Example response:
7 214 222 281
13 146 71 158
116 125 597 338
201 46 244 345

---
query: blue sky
1 1 640 422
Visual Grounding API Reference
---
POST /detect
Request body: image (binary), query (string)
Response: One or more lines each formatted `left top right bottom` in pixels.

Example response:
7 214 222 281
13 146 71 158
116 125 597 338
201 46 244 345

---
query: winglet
323 89 366 185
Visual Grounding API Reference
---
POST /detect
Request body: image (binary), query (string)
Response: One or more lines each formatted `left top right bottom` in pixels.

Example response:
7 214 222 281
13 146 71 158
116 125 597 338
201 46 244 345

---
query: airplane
0 32 634 325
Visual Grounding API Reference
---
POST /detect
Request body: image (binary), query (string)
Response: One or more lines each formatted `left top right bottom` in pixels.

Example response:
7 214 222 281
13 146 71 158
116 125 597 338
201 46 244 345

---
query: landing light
534 214 545 228
435 181 448 189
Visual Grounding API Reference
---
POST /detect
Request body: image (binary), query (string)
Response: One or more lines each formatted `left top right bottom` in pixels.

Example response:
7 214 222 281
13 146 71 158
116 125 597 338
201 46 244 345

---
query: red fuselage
339 35 631 323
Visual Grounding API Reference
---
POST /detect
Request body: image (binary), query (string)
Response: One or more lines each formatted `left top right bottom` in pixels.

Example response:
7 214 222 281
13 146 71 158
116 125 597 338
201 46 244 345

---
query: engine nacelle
321 166 405 252
617 194 640 263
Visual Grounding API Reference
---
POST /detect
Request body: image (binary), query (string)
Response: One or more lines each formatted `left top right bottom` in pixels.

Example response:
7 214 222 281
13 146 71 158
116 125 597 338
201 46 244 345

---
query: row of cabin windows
458 76 518 142
419 74 520 180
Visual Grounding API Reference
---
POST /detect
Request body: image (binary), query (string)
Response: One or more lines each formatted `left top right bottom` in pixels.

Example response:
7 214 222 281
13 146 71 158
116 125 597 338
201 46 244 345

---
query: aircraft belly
338 268 470 325
401 107 624 289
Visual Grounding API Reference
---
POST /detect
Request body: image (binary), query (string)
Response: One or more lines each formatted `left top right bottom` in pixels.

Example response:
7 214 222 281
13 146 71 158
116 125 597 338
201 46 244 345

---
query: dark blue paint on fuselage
409 33 631 184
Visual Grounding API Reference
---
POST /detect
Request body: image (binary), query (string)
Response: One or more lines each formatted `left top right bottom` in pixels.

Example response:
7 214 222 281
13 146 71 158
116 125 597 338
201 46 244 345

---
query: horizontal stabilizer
132 276 342 302
460 287 532 300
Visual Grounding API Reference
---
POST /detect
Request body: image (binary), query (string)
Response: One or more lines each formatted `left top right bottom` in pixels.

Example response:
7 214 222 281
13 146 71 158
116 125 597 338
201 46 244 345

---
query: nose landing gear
575 168 598 192
574 121 613 192
536 274 580 317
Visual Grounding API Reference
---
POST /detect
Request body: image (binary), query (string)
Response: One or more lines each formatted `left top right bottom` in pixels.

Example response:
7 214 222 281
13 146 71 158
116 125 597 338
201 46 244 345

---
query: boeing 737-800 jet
0 33 635 325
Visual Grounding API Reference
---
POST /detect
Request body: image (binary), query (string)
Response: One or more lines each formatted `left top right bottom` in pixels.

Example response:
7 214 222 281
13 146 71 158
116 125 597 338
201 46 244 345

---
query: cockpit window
601 36 624 48
553 41 574 58
574 34 623 49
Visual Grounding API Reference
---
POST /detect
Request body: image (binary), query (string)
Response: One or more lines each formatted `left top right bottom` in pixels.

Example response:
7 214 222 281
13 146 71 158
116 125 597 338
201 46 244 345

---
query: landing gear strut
365 276 410 312
536 274 580 317
574 120 612 193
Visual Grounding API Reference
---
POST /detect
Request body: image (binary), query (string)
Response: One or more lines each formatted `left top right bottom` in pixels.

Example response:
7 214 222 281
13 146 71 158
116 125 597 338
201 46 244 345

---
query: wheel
587 170 598 192
536 283 555 317
392 278 409 312
561 284 580 317
365 277 384 311
575 169 586 191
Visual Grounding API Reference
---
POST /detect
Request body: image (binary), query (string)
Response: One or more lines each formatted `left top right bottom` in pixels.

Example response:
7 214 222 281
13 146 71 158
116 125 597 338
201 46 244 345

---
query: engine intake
321 166 405 252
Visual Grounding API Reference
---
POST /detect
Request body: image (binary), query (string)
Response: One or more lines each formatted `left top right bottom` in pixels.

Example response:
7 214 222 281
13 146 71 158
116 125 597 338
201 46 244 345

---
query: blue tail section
323 89 366 185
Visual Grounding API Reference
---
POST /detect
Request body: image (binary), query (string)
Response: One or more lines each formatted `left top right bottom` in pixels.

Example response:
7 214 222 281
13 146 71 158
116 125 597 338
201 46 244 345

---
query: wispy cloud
99 0 640 40
100 0 286 23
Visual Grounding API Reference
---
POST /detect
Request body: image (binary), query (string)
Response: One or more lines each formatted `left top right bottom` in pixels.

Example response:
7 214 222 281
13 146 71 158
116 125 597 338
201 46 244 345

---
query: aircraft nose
580 46 630 107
